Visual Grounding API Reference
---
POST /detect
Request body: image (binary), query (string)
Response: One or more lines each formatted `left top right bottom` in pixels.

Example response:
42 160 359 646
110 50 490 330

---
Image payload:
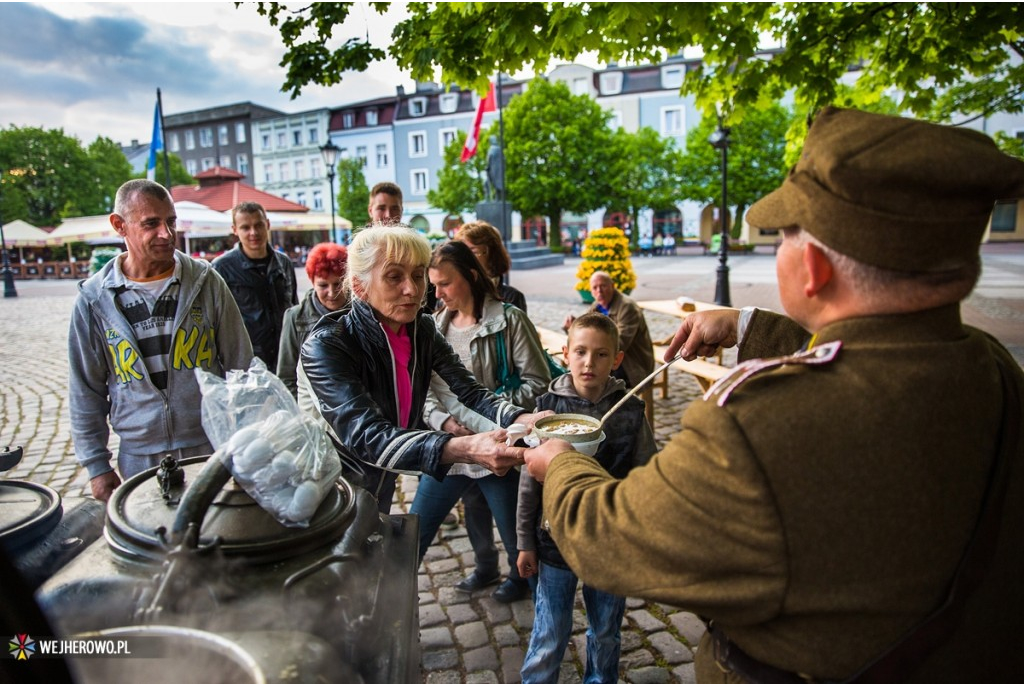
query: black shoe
492 578 530 604
454 570 501 593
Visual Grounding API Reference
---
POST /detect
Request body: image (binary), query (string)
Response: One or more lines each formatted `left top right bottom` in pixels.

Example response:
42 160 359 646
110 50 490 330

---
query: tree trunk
548 210 562 249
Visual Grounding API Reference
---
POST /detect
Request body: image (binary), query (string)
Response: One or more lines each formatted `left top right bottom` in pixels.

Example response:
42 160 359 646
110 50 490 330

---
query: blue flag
146 97 164 181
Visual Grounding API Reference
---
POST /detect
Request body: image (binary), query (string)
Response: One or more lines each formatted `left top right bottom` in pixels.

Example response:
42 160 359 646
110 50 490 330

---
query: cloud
0 2 413 144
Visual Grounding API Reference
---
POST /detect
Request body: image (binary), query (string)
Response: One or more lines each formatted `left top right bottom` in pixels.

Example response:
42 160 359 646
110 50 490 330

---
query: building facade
164 102 283 184
252 108 332 212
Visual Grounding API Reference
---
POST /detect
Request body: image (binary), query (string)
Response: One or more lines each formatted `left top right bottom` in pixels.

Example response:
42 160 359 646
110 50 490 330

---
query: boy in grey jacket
68 180 252 501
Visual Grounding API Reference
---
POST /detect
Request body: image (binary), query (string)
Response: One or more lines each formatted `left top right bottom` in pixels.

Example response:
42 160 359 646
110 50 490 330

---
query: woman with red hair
277 242 348 397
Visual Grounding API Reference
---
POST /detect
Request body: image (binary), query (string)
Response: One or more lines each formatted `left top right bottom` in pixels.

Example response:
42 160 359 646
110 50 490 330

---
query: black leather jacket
212 245 297 369
300 297 525 499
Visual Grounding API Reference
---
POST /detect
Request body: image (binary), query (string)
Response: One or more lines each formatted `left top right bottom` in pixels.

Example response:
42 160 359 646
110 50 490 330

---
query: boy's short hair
369 181 403 203
568 312 620 351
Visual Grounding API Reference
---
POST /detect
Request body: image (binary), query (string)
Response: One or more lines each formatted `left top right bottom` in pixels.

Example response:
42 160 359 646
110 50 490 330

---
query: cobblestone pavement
2 245 1023 683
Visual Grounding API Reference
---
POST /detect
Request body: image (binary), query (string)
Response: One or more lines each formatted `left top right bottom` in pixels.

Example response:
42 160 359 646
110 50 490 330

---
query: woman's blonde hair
345 225 432 298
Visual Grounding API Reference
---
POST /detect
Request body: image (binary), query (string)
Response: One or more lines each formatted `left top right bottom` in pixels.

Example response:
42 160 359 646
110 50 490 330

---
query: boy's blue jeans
521 561 626 684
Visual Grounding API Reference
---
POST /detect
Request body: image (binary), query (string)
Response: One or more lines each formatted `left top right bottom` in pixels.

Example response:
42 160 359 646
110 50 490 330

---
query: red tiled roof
171 166 309 213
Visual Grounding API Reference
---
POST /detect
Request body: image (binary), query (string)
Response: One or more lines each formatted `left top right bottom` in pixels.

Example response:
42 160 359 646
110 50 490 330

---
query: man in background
368 182 403 225
213 202 297 370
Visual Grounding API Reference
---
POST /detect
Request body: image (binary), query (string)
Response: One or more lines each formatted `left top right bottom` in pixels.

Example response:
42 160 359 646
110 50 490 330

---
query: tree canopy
252 3 1023 124
335 157 369 229
604 127 682 242
678 104 793 234
501 78 614 248
0 126 134 226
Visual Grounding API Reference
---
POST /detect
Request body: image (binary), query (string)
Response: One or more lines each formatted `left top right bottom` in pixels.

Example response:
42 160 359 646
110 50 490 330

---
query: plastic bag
195 358 341 528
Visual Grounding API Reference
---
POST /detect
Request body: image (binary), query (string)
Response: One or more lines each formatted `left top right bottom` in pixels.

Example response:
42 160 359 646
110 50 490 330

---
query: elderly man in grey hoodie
68 180 252 501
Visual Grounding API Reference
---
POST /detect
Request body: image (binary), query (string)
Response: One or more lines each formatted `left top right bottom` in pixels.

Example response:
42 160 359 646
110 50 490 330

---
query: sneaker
492 578 531 603
441 510 458 529
454 570 501 593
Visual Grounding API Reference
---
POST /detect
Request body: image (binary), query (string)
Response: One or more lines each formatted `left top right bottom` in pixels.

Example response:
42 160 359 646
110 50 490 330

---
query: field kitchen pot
35 455 419 683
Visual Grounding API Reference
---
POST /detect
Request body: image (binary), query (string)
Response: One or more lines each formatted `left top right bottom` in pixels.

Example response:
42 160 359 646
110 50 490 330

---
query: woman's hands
442 429 529 476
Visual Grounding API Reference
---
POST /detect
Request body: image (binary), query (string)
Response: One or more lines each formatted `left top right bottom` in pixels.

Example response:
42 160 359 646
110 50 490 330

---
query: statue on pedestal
484 135 505 202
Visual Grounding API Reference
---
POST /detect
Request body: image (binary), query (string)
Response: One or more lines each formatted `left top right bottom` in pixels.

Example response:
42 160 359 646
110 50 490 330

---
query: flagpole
157 88 172 190
496 70 510 286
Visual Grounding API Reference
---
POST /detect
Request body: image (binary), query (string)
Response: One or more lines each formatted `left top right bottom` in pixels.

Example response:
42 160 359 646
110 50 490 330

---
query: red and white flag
460 82 496 163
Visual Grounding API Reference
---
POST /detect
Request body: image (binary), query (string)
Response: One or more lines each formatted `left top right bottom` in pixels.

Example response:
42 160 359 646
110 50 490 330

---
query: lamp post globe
708 116 731 307
320 140 340 244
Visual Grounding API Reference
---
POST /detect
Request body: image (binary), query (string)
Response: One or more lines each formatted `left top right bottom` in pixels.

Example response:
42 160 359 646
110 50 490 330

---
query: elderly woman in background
300 226 548 513
455 220 527 312
415 241 550 601
277 242 348 398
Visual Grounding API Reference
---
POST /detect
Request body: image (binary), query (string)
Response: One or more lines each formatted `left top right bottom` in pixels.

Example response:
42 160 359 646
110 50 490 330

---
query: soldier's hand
90 471 121 502
666 309 740 361
523 438 575 483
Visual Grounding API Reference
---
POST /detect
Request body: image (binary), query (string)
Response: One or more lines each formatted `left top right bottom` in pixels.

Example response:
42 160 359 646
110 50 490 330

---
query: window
439 93 459 114
168 133 180 152
218 125 229 146
236 122 247 143
200 128 213 148
186 159 197 176
281 193 290 202
294 160 305 180
343 113 354 128
185 130 195 150
439 128 458 151
356 146 368 166
264 164 274 183
366 110 378 126
220 155 231 168
572 77 589 95
599 71 623 95
261 133 271 151
376 144 388 168
991 201 1018 233
293 130 302 146
661 66 684 90
310 158 322 179
409 131 427 158
236 153 249 176
201 157 214 171
308 128 318 144
313 190 323 211
411 169 429 194
409 97 427 116
279 162 290 181
661 106 684 136
277 132 286 148
296 191 307 207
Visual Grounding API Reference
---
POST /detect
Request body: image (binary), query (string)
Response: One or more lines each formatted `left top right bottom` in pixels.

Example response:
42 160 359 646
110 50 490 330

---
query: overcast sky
0 2 420 146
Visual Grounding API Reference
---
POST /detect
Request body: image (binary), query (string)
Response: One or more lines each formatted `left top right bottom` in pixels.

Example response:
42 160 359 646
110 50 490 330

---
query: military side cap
747 106 1024 271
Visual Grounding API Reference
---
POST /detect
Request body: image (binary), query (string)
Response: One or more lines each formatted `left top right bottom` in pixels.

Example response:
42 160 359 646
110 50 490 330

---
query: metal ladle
597 353 683 427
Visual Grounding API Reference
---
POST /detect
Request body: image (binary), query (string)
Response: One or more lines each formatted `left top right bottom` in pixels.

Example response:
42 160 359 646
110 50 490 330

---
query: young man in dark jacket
213 202 297 369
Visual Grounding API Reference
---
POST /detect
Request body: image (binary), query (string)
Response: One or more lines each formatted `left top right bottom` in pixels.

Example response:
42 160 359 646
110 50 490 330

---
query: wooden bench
652 344 731 394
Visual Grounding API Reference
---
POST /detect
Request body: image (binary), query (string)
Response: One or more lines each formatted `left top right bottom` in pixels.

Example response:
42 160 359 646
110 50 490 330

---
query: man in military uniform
523 107 1024 681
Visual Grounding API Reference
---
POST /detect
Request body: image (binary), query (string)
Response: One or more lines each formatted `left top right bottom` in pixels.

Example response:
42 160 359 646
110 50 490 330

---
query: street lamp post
320 140 340 244
708 114 731 307
0 172 19 298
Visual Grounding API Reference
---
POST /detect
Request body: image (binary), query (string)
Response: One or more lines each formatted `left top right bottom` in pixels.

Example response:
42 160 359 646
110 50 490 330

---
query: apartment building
251 108 333 212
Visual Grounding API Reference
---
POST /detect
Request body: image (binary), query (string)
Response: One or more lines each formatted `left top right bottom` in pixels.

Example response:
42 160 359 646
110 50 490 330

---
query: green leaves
250 2 1024 123
335 158 369 226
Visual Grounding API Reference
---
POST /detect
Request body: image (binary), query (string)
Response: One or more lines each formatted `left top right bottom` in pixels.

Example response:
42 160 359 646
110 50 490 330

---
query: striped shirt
111 256 181 391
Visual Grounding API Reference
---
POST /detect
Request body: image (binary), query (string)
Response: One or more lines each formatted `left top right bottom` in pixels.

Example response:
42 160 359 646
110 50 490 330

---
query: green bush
89 247 122 275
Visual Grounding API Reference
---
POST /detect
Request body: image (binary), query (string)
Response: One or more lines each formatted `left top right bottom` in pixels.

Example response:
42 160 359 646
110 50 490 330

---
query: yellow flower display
575 227 637 294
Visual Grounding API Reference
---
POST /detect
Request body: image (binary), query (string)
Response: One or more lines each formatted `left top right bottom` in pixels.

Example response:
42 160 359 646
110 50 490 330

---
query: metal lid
106 457 356 564
0 480 63 550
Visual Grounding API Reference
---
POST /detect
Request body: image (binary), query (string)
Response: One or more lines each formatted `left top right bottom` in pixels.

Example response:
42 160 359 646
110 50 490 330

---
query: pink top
383 323 413 428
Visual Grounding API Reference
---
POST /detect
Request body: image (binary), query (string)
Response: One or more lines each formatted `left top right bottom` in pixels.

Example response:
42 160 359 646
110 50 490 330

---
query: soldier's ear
803 243 834 298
